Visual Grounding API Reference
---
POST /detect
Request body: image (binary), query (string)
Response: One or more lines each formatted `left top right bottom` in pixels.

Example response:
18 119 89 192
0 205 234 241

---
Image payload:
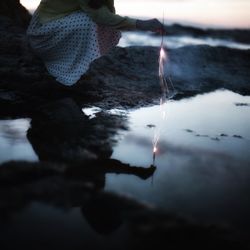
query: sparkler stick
152 11 175 165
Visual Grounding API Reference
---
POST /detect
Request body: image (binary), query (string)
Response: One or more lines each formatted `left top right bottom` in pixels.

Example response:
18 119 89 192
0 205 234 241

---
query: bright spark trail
152 13 176 166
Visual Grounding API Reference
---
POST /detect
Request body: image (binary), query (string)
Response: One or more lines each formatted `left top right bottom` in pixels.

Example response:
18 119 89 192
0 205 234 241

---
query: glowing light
151 15 176 165
160 47 166 61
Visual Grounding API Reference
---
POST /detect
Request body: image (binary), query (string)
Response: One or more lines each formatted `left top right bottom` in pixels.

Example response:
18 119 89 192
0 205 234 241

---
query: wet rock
233 135 243 139
147 124 156 128
82 45 250 107
235 103 250 106
165 45 250 97
196 134 209 137
185 129 194 133
1 14 250 111
161 23 250 44
220 133 228 137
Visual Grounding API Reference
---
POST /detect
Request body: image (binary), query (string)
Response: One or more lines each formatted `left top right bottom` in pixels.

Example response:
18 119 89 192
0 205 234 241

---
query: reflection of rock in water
0 97 156 235
27 97 156 184
27 98 113 161
0 160 155 241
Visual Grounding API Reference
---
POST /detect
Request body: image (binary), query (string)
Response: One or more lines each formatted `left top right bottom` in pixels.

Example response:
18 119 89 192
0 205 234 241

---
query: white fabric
27 11 121 85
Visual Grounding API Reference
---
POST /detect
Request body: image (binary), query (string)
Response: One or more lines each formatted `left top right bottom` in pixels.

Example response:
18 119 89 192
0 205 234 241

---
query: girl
27 0 163 85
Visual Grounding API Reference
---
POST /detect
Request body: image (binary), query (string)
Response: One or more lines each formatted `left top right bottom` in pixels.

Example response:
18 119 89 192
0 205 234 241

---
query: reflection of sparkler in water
152 96 166 165
152 133 159 165
152 14 175 165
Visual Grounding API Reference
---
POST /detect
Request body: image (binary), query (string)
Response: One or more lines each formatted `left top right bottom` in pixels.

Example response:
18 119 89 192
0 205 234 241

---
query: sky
20 0 250 28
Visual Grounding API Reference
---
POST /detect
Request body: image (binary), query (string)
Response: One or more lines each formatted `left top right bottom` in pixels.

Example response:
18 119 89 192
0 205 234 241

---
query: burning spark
152 43 167 163
160 47 166 60
159 46 170 99
152 127 160 165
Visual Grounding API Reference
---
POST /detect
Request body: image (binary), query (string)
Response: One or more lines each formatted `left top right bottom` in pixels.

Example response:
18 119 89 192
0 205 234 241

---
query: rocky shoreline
1 4 250 112
161 23 250 45
0 1 250 249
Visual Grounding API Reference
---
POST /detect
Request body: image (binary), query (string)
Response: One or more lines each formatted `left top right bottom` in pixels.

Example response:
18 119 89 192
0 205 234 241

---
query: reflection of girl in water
81 195 122 235
27 0 163 86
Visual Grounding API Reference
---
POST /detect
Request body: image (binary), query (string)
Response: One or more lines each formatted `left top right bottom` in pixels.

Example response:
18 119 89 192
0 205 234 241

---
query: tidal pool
105 89 250 229
0 89 250 240
110 89 250 164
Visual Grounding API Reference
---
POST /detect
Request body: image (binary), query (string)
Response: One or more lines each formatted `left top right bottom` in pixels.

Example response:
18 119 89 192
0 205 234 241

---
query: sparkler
152 13 175 165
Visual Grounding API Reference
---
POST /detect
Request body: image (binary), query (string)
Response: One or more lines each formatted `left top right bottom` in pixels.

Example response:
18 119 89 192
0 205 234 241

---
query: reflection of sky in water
111 90 250 164
1 90 250 231
1 90 249 166
119 32 250 50
0 119 38 164
105 90 250 227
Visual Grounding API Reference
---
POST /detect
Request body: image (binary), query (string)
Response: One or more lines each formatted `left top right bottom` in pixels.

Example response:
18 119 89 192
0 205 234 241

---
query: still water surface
104 90 250 228
0 90 250 247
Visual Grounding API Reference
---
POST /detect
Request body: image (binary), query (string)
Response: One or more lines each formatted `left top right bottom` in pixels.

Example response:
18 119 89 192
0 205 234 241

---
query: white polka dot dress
27 11 121 86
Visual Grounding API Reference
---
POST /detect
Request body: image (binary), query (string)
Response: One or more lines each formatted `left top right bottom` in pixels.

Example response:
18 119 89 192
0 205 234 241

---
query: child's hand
136 19 165 34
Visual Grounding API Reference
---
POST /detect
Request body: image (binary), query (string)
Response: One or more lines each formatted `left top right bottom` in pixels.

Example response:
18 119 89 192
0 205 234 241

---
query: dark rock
161 23 250 45
165 45 250 97
1 0 250 114
147 124 156 128
235 102 250 106
1 13 250 112
82 45 250 107
211 137 220 141
196 134 210 137
233 135 243 139
220 133 228 137
185 129 194 133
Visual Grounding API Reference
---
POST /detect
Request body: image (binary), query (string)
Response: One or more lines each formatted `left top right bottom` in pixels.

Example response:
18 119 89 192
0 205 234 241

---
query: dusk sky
20 0 250 28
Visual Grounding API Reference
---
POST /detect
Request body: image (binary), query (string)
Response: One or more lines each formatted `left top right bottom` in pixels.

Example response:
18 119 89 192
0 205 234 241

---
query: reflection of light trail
152 15 175 166
152 133 159 165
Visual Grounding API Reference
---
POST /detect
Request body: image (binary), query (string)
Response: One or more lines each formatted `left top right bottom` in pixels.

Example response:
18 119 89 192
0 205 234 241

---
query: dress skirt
27 11 121 85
